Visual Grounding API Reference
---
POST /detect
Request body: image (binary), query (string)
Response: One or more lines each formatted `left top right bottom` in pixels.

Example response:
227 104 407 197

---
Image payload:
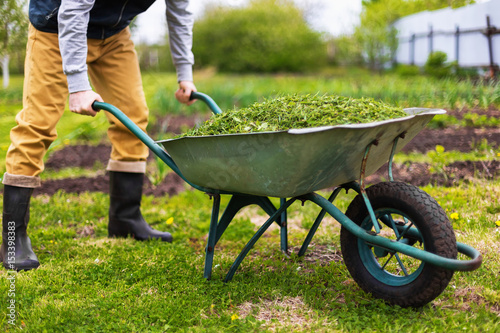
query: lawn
0 70 499 332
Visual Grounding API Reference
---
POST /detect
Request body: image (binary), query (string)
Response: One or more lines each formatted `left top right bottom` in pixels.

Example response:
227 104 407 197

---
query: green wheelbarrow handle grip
190 91 223 115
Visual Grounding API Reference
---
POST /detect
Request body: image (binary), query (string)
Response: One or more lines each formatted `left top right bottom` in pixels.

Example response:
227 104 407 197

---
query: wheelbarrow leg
224 198 296 282
204 194 221 280
280 198 288 254
298 188 342 256
203 194 281 280
213 195 279 245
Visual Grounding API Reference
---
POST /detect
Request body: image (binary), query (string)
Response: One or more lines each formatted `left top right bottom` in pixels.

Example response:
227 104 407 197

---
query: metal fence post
428 25 434 56
410 33 415 65
485 15 497 77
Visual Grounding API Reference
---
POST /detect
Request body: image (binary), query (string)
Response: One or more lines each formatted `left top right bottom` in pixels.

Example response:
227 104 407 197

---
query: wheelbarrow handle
91 101 174 168
91 98 222 195
190 91 223 115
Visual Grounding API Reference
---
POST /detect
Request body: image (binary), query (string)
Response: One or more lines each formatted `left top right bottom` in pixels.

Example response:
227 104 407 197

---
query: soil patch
33 172 186 197
402 127 500 153
148 113 210 136
45 144 112 170
367 160 500 187
445 106 500 120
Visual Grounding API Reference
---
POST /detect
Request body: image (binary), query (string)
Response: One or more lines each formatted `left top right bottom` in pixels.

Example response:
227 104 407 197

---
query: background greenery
193 0 326 73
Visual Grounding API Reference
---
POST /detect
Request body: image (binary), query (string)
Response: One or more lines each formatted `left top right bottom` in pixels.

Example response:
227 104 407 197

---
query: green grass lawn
1 71 499 331
0 183 499 332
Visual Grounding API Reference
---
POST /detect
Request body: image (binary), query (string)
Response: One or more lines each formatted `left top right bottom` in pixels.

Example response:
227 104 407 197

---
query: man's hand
175 81 197 105
69 90 104 117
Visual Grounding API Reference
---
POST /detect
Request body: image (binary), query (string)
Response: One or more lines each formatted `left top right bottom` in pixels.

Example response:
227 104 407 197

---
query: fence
393 0 500 75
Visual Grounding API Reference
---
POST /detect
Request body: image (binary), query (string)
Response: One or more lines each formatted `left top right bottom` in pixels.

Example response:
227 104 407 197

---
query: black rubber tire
340 181 457 308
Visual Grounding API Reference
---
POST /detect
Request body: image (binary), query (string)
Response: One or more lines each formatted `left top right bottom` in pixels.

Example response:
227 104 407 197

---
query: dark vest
29 0 156 39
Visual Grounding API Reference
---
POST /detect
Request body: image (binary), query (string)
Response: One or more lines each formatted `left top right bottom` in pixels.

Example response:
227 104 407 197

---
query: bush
193 0 327 73
424 51 451 78
395 64 420 77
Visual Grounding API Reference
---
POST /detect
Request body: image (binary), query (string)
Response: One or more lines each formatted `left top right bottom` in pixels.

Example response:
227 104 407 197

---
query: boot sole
2 260 40 271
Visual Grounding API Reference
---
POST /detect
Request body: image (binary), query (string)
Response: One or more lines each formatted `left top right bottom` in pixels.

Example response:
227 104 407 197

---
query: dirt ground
31 107 500 196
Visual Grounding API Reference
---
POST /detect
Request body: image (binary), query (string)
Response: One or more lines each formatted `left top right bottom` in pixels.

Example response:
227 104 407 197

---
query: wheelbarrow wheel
340 181 457 308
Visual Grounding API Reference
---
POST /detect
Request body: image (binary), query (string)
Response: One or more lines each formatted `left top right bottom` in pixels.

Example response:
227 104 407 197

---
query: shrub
395 64 420 77
424 51 451 78
193 0 326 73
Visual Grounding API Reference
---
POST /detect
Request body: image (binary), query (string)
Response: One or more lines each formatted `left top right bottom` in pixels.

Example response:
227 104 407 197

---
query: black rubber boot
108 171 173 242
1 185 40 271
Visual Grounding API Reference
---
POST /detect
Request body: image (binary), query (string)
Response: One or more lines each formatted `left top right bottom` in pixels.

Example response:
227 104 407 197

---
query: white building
393 0 500 71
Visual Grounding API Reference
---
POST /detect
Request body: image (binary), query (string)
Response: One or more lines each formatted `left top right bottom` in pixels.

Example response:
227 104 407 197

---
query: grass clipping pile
183 94 408 136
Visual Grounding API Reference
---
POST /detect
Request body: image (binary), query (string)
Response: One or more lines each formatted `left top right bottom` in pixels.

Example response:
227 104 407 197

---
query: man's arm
166 0 197 105
58 0 102 116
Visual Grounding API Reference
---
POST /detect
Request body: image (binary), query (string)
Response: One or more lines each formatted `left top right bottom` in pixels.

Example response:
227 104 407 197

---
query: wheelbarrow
92 92 482 308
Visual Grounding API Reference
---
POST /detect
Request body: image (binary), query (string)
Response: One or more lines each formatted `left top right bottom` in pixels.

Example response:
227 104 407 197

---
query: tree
0 0 28 88
192 0 326 73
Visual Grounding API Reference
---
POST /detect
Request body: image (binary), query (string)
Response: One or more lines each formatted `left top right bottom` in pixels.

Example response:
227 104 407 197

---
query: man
1 0 197 271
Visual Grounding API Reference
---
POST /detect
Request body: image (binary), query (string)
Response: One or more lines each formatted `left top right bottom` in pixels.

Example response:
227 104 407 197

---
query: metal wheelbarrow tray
93 93 482 308
162 107 437 198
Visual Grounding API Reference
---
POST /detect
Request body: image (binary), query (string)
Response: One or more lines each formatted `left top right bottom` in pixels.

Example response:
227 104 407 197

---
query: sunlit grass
0 181 498 331
143 70 500 116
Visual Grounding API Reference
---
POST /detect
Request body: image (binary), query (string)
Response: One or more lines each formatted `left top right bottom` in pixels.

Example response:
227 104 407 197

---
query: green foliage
0 0 28 56
463 113 500 127
0 0 28 86
427 144 450 180
427 114 461 129
424 51 452 78
192 0 326 73
331 35 364 66
395 64 420 77
145 70 500 122
0 83 22 103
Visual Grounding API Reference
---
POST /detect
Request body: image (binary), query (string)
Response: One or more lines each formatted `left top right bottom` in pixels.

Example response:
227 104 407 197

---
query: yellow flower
64 139 70 145
495 221 500 227
231 314 239 321
166 217 174 225
450 213 459 220
435 145 445 154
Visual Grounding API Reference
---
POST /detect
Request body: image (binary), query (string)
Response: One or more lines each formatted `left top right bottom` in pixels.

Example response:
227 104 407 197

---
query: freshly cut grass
183 94 408 136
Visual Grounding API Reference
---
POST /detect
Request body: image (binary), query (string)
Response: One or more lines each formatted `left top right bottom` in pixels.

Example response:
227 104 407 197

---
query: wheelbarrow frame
92 92 482 286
